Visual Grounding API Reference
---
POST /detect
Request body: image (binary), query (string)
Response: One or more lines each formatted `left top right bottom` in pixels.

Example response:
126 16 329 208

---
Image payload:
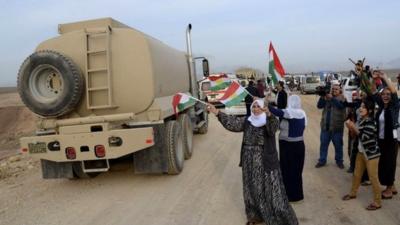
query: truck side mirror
202 59 209 77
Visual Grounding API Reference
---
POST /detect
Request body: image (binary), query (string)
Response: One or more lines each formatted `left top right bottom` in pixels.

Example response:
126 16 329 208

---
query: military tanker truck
17 18 210 179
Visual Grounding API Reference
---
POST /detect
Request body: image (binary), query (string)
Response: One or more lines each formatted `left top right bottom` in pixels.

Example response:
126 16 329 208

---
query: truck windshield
306 77 320 83
201 82 211 91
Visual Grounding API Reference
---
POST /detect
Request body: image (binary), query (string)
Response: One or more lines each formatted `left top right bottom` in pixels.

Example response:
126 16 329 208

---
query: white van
300 75 321 94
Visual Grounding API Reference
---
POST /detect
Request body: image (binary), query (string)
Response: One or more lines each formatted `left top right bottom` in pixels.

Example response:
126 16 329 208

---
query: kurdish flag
219 81 248 107
268 42 286 85
209 74 231 91
172 93 196 116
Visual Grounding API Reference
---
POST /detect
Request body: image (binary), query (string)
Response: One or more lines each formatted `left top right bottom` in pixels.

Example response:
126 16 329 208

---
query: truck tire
197 111 209 134
72 162 99 179
17 50 84 117
178 113 193 159
166 120 184 174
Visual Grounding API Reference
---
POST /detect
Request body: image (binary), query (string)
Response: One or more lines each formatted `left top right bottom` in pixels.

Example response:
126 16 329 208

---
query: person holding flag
268 42 288 109
207 100 298 225
245 80 262 116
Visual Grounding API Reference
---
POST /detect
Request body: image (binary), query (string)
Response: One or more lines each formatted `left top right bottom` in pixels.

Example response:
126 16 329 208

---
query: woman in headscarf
208 99 298 225
268 95 307 202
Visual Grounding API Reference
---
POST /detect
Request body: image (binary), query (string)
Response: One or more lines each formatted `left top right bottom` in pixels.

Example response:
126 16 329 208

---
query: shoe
346 168 354 173
381 190 393 199
315 162 326 168
342 194 356 201
337 163 345 169
391 186 398 195
366 203 381 210
361 181 371 186
245 218 263 225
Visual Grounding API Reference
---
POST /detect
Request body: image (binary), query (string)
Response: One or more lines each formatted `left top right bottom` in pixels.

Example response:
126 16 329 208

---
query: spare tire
17 50 84 117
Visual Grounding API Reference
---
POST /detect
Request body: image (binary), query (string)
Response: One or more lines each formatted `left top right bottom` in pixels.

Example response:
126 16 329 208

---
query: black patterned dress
217 112 298 225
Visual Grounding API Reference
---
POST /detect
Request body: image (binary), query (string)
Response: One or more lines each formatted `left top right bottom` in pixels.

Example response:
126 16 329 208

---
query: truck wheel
178 113 193 159
166 120 184 174
17 50 84 117
197 111 209 134
72 162 99 179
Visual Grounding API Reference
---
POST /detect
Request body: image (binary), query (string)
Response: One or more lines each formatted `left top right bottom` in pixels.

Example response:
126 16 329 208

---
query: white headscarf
284 95 307 126
247 99 267 127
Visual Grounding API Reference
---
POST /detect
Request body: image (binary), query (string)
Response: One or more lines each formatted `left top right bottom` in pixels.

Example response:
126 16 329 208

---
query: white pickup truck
341 77 358 103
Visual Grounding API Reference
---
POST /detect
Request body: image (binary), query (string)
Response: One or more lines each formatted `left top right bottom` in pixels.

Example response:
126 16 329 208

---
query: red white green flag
219 81 248 107
268 42 286 85
208 74 231 91
172 93 196 116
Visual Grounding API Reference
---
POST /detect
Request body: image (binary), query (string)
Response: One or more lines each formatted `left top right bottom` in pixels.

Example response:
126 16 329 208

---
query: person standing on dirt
396 73 400 90
207 100 298 225
268 95 307 203
372 71 399 199
345 91 370 184
245 81 261 116
256 80 265 98
272 81 287 109
342 99 382 210
315 84 346 169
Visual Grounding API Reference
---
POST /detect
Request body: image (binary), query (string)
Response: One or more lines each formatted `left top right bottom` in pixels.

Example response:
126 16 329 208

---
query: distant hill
0 87 17 94
387 58 400 68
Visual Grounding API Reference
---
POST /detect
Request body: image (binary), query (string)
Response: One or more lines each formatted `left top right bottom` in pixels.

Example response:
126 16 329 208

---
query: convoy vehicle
341 77 358 103
17 18 209 179
199 74 247 115
199 74 227 108
300 75 321 94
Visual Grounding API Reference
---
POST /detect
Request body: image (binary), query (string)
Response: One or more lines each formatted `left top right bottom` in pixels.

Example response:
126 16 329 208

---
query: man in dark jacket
245 80 261 116
273 81 287 109
315 84 346 169
256 80 266 98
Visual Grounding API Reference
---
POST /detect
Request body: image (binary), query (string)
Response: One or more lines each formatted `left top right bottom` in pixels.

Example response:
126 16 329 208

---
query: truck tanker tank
17 18 210 178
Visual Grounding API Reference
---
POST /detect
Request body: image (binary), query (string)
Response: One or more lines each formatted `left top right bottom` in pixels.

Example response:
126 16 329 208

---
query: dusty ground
0 91 399 225
0 90 36 160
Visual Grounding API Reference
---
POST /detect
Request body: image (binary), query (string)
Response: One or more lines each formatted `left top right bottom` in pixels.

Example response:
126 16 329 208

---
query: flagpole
185 94 208 105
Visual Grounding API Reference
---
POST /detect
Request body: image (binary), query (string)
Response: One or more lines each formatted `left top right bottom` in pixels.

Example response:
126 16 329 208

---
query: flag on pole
219 81 248 107
172 93 196 117
268 42 286 85
208 74 232 91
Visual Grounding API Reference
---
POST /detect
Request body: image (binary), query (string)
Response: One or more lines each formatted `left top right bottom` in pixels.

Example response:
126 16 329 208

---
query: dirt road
0 94 399 225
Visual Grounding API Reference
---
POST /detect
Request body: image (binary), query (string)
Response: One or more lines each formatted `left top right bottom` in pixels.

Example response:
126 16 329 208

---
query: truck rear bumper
20 127 154 162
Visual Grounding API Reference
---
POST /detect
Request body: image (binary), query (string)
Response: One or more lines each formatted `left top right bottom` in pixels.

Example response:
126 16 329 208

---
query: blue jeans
319 130 344 164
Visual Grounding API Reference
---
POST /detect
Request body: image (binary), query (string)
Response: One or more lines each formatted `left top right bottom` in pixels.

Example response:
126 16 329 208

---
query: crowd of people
315 62 398 210
206 63 398 224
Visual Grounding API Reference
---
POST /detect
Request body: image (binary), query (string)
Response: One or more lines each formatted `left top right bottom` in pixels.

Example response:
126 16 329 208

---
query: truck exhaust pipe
186 24 198 98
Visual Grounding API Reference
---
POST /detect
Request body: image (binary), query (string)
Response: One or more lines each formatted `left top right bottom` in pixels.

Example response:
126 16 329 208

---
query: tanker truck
17 18 210 179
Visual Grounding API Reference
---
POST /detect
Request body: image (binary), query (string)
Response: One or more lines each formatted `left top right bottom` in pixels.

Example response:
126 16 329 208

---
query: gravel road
0 94 399 225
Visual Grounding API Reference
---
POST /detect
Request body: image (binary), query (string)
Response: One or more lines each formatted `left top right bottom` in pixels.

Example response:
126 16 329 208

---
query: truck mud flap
41 159 74 179
133 124 169 174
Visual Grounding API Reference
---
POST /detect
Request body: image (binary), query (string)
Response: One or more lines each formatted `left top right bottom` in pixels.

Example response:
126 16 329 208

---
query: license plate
28 142 47 154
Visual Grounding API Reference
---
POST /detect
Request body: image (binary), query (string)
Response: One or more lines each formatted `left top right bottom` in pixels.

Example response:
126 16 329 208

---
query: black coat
277 90 288 109
245 85 261 104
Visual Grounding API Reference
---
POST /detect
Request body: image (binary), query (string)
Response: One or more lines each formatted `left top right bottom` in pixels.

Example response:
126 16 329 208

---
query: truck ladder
85 26 117 110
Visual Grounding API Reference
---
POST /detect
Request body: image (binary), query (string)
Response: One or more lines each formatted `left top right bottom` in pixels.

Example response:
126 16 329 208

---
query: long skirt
242 145 298 225
378 139 398 186
279 140 305 202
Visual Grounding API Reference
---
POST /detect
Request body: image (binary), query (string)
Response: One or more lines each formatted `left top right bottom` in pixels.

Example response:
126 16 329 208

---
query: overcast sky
0 0 399 86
